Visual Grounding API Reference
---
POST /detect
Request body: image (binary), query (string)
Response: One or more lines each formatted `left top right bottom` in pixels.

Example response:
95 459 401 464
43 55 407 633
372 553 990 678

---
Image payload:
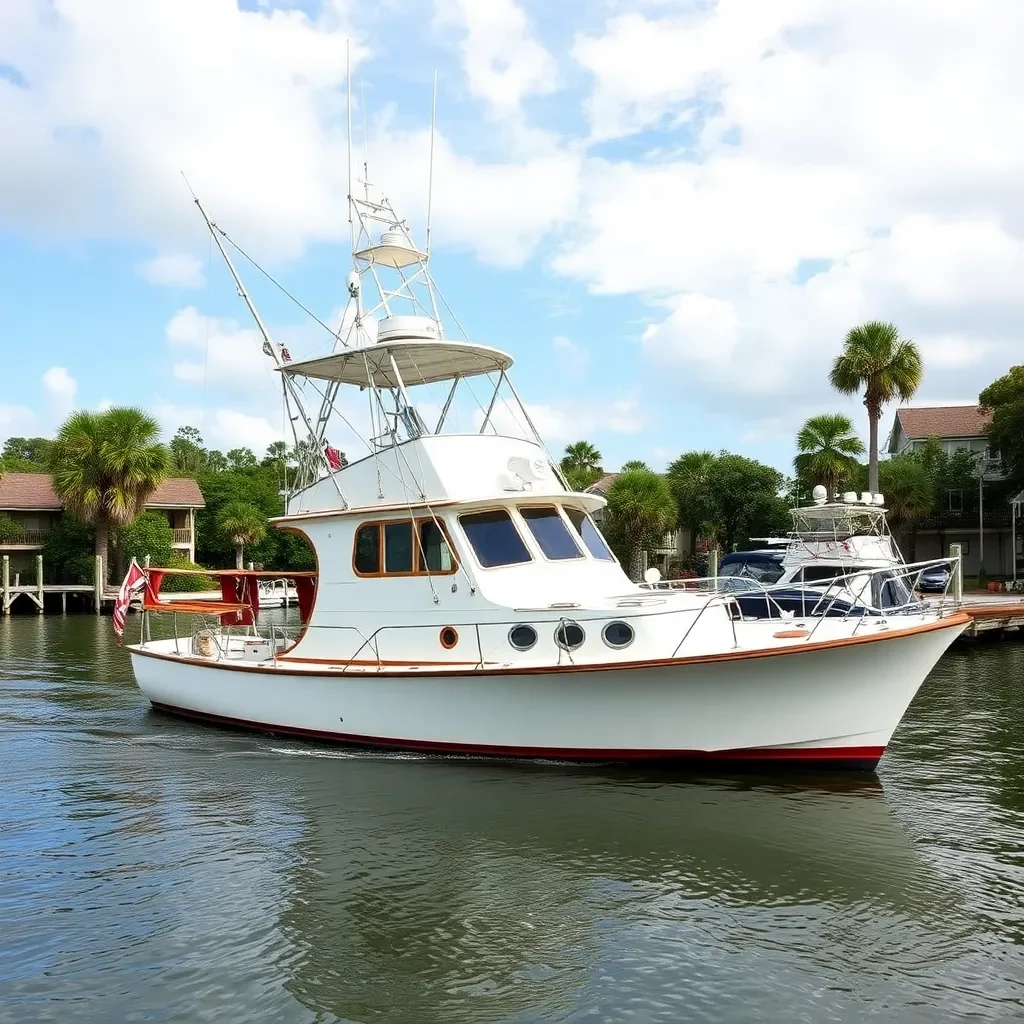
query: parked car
916 564 951 593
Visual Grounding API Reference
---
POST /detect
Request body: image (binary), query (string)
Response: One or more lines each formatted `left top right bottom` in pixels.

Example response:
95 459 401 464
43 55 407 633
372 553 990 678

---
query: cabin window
419 521 455 572
564 508 614 560
384 522 414 573
459 509 531 568
354 524 381 574
797 565 859 584
353 518 459 577
519 506 582 560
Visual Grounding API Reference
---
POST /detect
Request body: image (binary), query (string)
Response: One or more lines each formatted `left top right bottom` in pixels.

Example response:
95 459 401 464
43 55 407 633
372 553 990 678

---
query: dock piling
36 555 43 614
94 555 102 614
2 555 8 616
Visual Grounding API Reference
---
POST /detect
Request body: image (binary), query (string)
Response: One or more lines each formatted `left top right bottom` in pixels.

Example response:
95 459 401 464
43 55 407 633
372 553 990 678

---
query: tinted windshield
520 506 582 560
565 508 615 560
460 509 532 567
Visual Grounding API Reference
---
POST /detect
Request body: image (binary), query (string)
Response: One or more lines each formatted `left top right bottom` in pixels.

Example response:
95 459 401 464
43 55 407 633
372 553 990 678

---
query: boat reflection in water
213 748 965 1023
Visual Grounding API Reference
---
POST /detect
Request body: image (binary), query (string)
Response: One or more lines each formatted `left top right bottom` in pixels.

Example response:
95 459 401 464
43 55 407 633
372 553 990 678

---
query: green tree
830 321 923 494
793 413 865 498
116 510 175 570
666 450 718 551
42 514 96 584
169 426 207 475
621 459 650 472
878 457 933 560
604 469 677 581
2 436 52 468
226 447 258 471
980 366 1024 491
560 441 603 492
705 454 789 551
0 514 26 544
205 449 229 473
217 501 267 569
48 407 170 585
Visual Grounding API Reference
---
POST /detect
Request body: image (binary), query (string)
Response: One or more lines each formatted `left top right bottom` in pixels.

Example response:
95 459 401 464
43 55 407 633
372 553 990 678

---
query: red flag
113 558 147 641
281 346 292 362
325 443 343 471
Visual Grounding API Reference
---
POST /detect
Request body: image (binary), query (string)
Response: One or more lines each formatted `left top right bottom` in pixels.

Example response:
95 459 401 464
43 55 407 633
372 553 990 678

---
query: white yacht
126 135 967 772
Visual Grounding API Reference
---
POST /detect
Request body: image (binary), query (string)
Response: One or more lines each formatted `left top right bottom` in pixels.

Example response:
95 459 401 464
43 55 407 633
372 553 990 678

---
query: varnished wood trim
278 655 486 666
773 629 810 638
352 517 460 578
128 611 970 677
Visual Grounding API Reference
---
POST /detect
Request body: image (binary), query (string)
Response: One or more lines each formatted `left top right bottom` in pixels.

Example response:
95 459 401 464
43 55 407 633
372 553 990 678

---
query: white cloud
0 404 37 436
138 252 205 288
555 0 1024 441
41 366 77 419
436 0 558 117
165 306 273 392
478 393 643 444
152 401 283 454
96 398 114 412
0 0 577 268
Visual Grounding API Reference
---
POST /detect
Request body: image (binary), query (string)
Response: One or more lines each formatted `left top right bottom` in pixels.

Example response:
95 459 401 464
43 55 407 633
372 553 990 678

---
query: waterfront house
0 474 205 575
886 406 1014 576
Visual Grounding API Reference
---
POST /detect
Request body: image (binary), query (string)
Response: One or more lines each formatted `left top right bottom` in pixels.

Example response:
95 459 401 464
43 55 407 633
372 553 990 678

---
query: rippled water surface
2 613 1024 1022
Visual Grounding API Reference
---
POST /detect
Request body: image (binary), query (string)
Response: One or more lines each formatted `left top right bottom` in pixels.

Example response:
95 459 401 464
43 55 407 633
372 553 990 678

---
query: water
2 614 1024 1022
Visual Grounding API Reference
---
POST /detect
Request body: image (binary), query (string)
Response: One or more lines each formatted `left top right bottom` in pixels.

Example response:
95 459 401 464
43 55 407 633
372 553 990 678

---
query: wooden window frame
352 517 460 578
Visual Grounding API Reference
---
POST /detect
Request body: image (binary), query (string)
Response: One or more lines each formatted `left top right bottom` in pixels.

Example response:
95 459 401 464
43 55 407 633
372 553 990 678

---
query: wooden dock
958 597 1024 638
2 553 104 614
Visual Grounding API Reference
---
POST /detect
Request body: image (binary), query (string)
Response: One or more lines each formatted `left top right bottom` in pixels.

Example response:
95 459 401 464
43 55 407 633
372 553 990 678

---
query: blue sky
3 0 1024 474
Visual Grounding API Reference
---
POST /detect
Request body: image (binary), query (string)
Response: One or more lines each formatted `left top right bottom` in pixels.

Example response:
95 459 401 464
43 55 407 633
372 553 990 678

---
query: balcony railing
0 529 50 547
171 529 193 545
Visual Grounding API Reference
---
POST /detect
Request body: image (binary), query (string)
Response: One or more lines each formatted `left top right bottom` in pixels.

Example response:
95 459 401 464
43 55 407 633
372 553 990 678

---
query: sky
2 0 1023 475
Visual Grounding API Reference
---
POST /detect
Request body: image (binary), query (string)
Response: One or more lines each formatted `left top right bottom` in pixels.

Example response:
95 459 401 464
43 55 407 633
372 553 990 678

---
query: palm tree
794 413 865 499
217 501 267 569
830 321 923 493
878 457 933 561
604 469 677 581
621 459 650 471
49 407 169 585
560 440 603 491
666 450 717 552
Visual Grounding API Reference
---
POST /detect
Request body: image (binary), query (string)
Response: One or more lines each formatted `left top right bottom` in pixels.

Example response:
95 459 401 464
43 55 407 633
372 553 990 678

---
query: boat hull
128 616 966 770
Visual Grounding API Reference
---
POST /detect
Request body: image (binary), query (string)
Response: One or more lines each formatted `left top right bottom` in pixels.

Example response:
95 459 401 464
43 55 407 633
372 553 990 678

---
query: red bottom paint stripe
149 702 884 769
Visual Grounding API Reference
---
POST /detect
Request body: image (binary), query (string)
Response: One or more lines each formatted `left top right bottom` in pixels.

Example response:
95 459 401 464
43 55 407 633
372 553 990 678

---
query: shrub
116 511 175 570
0 514 26 544
159 556 219 594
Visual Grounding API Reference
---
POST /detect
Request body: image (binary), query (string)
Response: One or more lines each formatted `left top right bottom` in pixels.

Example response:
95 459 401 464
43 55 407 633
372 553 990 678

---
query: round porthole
602 620 635 649
439 626 459 650
508 624 538 651
554 621 585 651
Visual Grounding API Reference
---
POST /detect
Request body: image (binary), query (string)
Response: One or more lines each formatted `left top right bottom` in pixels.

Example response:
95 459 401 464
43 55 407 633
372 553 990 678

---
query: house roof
892 406 992 447
0 474 205 511
585 472 620 495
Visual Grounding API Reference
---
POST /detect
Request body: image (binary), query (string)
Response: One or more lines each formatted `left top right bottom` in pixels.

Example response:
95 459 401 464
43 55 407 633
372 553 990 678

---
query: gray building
886 406 1014 577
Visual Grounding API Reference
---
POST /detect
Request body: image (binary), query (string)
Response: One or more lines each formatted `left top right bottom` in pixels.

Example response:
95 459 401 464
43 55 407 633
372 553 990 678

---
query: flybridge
185 58 565 512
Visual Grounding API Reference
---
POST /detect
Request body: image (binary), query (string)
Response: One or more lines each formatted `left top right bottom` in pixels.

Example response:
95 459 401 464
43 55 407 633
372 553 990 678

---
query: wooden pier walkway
2 553 104 614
